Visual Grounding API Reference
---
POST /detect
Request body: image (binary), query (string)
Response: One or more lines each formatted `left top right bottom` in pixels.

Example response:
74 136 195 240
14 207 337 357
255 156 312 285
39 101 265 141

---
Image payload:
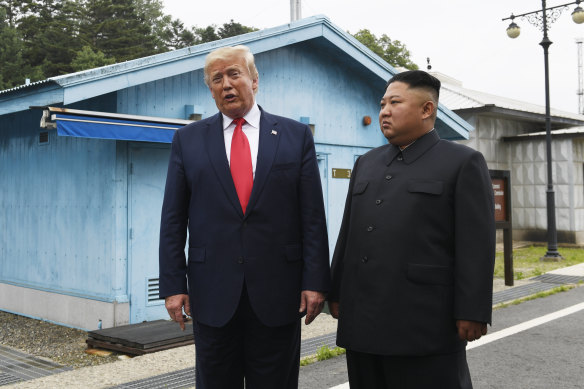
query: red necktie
230 118 253 214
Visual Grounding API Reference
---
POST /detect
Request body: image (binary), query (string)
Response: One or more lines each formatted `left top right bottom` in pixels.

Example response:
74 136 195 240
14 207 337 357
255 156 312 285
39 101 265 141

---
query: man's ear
421 100 435 119
252 77 259 94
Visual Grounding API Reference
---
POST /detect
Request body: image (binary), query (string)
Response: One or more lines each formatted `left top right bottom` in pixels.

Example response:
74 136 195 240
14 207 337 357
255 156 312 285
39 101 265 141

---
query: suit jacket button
375 199 382 205
362 256 368 263
385 175 392 180
366 226 374 232
238 257 244 264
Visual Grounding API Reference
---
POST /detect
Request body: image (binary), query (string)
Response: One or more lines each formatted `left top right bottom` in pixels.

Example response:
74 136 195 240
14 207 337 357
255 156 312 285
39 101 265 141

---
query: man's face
208 54 258 118
378 81 431 146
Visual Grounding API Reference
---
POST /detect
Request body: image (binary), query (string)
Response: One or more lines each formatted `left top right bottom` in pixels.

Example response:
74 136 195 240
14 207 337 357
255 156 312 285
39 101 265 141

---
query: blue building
0 16 472 329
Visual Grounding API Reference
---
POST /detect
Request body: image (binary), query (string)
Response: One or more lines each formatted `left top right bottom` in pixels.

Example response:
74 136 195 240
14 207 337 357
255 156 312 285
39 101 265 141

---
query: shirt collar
386 128 440 166
222 103 261 130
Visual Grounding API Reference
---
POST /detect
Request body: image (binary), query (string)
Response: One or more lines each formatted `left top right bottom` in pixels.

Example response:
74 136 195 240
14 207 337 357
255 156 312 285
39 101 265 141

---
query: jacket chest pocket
407 180 443 196
352 181 369 196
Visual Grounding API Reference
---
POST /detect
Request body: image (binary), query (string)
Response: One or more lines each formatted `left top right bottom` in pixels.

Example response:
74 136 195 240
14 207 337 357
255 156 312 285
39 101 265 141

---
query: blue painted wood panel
128 144 170 322
0 110 125 301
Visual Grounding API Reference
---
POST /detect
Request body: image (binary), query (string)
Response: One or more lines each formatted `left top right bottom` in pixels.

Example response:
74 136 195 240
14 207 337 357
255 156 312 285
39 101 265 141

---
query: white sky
162 0 584 114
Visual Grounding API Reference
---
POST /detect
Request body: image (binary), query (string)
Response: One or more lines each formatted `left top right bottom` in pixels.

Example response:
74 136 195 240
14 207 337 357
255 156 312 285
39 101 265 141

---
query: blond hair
204 45 259 87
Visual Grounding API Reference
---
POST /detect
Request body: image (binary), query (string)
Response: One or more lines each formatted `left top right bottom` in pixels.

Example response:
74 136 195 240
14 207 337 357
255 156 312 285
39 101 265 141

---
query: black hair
386 70 441 100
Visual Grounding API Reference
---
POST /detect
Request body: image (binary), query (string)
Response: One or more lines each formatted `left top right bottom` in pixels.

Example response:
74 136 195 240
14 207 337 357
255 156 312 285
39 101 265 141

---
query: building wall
572 139 584 243
0 101 130 329
457 112 584 244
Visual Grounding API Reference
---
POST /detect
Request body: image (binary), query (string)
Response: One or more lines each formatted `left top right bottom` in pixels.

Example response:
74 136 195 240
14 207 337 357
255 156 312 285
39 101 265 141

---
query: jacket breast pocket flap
285 244 302 262
407 181 443 195
188 247 206 263
407 263 453 285
352 181 368 195
272 162 299 171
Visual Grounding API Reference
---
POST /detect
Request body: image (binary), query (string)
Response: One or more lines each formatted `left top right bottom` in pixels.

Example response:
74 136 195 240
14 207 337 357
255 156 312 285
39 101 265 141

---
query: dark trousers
193 285 300 389
346 349 472 389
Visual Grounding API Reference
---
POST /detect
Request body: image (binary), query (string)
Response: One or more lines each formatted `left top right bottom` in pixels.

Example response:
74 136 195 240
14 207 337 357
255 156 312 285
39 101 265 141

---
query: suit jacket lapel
245 109 279 218
205 113 243 216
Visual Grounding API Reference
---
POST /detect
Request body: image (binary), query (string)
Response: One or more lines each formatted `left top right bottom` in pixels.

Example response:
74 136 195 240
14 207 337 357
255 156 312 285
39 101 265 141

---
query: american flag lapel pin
271 130 278 135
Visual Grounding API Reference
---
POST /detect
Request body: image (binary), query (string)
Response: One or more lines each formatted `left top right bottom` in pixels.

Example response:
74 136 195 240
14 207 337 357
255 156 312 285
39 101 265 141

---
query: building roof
503 126 584 141
0 15 472 139
434 72 584 129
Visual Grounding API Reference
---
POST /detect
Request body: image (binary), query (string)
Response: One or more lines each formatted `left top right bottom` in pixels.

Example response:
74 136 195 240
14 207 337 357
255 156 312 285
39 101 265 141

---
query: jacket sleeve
453 150 496 324
158 130 190 298
328 156 361 302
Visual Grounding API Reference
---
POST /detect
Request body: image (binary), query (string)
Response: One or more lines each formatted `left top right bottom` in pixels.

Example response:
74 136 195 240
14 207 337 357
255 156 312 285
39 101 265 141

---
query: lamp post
503 1 584 261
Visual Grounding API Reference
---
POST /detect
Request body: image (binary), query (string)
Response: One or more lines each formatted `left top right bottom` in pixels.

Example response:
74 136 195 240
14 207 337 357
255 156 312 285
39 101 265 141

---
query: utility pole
577 38 584 114
290 0 301 22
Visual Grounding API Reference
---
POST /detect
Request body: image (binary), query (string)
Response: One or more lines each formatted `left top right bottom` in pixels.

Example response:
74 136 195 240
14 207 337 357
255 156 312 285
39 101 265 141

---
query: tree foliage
1 2 417 92
0 0 260 89
352 29 418 70
71 45 116 72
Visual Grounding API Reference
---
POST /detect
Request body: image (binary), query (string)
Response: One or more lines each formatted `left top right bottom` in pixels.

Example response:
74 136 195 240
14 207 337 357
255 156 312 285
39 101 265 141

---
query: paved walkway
3 263 584 389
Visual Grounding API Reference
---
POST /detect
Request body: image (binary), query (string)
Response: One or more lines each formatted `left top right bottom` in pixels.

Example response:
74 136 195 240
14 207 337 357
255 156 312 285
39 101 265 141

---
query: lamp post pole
503 0 584 260
540 1 561 259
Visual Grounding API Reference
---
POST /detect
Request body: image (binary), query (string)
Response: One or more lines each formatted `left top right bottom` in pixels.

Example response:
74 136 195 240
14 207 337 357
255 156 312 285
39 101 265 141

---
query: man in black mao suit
159 45 330 389
329 70 495 388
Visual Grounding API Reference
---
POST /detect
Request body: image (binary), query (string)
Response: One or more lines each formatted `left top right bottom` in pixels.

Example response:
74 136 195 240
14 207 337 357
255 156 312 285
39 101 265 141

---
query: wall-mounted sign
332 168 351 179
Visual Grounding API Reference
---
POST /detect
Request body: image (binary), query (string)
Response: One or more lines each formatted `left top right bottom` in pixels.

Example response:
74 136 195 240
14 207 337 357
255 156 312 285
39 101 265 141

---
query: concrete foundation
0 282 129 330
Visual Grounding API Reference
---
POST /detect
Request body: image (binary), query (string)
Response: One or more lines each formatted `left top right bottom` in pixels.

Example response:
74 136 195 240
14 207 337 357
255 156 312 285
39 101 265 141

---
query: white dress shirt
222 103 260 178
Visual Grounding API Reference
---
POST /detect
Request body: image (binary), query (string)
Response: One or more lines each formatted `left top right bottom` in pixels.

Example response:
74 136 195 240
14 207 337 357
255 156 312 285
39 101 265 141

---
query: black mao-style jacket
330 129 495 356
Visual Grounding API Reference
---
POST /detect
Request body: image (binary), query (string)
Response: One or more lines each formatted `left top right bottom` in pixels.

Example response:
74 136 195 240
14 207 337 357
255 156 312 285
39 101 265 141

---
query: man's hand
165 294 191 331
299 290 325 325
328 301 339 319
456 320 487 341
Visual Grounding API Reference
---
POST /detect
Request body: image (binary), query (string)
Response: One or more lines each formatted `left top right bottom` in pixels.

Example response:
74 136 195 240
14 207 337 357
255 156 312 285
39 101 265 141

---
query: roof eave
453 105 584 129
0 81 63 116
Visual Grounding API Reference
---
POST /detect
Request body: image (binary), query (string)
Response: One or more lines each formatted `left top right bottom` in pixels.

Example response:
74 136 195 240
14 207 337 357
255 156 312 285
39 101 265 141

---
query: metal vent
147 277 162 303
39 131 49 144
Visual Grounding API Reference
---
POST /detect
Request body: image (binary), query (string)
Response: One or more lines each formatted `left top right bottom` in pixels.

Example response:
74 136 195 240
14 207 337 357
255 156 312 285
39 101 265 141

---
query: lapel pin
271 130 278 135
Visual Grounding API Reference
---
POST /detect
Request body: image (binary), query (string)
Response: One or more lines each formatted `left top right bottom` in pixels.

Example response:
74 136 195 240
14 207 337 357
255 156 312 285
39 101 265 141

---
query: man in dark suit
329 70 495 388
159 45 330 389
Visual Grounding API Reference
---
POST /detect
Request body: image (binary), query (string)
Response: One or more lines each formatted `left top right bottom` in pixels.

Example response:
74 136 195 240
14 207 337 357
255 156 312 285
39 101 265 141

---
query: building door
128 144 171 323
316 153 329 223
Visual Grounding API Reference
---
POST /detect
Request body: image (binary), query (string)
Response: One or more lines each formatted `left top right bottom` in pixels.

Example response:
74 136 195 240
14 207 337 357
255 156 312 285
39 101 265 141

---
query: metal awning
39 107 192 143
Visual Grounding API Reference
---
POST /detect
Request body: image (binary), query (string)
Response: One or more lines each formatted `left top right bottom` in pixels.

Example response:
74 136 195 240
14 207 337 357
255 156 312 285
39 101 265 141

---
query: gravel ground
0 274 526 372
0 309 338 370
0 311 120 368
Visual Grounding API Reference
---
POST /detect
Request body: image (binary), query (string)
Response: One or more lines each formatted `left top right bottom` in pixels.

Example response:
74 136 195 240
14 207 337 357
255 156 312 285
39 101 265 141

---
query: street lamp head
506 21 521 38
572 5 584 24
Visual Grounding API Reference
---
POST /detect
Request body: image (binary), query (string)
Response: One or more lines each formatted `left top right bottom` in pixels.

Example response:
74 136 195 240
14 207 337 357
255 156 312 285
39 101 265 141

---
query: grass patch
494 285 575 309
300 345 346 366
494 245 584 280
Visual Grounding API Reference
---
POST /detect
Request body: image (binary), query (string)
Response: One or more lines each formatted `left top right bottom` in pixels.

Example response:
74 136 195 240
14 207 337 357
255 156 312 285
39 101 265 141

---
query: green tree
1 0 260 85
191 20 258 45
71 45 116 72
79 0 159 62
352 29 418 70
134 0 173 52
0 4 45 88
0 7 25 89
15 0 81 77
217 19 257 39
161 18 198 50
0 0 25 27
195 25 219 43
